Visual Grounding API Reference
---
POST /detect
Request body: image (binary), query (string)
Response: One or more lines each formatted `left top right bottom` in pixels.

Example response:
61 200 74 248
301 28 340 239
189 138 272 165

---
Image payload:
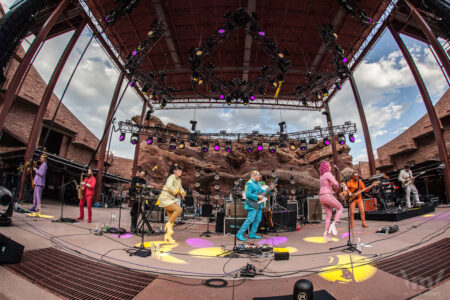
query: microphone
152 165 158 171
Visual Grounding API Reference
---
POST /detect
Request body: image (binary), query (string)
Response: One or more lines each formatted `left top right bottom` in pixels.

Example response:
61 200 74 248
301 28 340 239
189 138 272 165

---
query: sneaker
236 233 246 241
329 222 338 236
248 234 262 239
323 231 330 242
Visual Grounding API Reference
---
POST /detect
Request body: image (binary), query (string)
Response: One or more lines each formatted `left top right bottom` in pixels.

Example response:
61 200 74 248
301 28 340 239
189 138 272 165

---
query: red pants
350 198 366 227
79 195 93 220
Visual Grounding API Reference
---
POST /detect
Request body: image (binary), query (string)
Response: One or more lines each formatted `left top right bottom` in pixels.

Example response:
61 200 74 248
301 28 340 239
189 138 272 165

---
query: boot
236 232 246 241
165 222 174 235
328 221 338 236
164 232 175 244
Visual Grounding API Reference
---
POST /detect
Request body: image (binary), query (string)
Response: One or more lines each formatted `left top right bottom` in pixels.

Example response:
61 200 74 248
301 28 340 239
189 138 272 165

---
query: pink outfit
319 171 343 232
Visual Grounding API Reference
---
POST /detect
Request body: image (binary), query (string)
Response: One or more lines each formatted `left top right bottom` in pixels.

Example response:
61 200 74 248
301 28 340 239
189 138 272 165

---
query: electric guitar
257 177 279 205
348 180 380 203
402 171 425 188
262 177 278 228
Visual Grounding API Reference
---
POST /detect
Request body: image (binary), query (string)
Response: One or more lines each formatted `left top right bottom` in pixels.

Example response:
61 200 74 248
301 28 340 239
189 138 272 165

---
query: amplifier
224 217 246 234
215 211 225 233
271 209 297 232
307 197 322 222
287 200 298 218
363 198 377 212
148 207 164 222
225 201 246 217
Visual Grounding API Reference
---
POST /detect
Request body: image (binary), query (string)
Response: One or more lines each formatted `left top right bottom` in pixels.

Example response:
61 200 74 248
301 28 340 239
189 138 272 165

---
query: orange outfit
347 178 367 228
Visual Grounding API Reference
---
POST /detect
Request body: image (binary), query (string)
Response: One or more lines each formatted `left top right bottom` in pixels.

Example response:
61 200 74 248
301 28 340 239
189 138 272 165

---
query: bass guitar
261 177 278 228
348 180 380 203
402 171 425 188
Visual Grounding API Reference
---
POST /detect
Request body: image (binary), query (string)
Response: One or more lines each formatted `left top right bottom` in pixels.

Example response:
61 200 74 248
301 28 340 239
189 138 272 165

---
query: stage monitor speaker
271 209 297 231
363 198 377 212
0 234 24 264
274 250 289 261
215 211 225 233
224 217 246 234
225 202 246 217
202 204 213 217
307 197 322 222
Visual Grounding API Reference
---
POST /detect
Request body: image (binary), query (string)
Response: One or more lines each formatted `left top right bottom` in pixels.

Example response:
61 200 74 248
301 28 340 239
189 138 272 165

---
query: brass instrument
77 173 84 200
18 160 37 189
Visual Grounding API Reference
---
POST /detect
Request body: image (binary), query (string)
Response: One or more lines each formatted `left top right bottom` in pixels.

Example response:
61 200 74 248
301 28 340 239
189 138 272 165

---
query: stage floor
1 200 449 300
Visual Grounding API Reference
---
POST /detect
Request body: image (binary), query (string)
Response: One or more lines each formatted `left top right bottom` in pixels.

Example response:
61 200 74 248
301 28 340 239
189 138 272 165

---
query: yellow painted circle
422 214 434 217
274 247 298 254
319 254 377 283
188 247 227 258
303 236 339 244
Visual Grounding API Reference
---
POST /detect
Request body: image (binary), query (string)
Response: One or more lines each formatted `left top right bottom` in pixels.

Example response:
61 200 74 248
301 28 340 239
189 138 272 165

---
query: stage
355 204 436 222
0 199 449 299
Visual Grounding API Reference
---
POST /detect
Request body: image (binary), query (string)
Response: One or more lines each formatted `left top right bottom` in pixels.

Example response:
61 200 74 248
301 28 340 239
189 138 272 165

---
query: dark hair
138 168 146 174
168 163 182 177
405 164 410 169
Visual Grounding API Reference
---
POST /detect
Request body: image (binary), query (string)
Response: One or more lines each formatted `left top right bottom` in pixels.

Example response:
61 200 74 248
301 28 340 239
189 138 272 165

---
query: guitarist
236 170 274 241
398 165 423 208
347 171 369 229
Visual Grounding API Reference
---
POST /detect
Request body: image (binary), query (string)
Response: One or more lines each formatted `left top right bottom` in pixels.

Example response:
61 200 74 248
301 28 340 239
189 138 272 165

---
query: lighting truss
337 0 374 25
117 120 357 145
104 0 141 25
185 8 292 105
320 25 352 80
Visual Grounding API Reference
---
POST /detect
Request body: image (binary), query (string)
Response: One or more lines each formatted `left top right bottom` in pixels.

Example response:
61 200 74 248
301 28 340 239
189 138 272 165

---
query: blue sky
2 0 449 164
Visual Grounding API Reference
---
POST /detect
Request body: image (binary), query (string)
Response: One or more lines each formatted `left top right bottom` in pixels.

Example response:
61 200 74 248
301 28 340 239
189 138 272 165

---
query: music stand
329 171 361 253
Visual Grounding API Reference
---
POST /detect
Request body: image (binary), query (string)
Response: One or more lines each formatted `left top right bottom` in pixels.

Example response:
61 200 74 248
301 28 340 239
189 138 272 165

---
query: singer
318 161 343 242
157 164 186 244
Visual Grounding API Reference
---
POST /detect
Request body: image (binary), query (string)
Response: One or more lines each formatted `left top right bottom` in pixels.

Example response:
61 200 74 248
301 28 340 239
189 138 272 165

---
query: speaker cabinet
271 209 297 231
224 202 246 217
215 211 225 233
224 217 246 234
307 197 322 222
0 234 24 264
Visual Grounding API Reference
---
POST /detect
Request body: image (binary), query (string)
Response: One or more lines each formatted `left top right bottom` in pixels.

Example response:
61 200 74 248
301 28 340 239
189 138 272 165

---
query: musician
236 170 272 241
157 164 186 244
319 161 343 242
76 168 96 223
398 165 423 208
129 169 146 233
31 154 47 213
346 171 368 228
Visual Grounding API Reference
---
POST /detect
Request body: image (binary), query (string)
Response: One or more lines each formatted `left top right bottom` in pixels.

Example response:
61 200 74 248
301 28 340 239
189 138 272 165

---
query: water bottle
156 244 161 258
356 237 362 252
398 204 401 211
111 212 116 226
151 243 156 256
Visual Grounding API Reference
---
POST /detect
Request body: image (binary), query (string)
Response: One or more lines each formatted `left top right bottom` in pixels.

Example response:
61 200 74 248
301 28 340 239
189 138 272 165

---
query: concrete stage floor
0 200 449 299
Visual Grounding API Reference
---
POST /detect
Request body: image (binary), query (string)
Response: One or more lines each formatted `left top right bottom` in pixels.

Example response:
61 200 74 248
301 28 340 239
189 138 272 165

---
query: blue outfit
237 179 270 240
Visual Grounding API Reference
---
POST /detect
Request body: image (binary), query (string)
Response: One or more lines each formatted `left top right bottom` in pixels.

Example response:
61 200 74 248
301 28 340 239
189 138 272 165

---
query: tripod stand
200 201 213 237
329 170 360 253
54 174 77 223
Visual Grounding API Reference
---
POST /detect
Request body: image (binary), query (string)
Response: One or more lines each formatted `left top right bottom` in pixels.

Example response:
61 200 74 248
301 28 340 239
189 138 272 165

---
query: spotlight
219 93 225 100
178 140 185 149
147 30 154 37
130 133 139 145
198 78 204 85
243 96 249 105
323 137 330 146
209 85 216 93
160 99 167 109
195 49 203 56
246 141 254 153
146 136 153 145
169 138 177 150
257 143 263 151
342 57 348 63
302 98 308 106
309 138 317 144
226 96 232 105
225 141 232 153
190 120 197 131
322 87 329 96
289 142 297 151
119 131 126 141
201 141 209 152
315 92 322 100
208 62 215 69
258 31 265 36
300 139 307 151
250 94 255 101
277 52 284 58
337 134 346 145
349 133 356 143
269 143 277 153
214 142 220 151
141 86 149 94
335 82 342 90
218 28 226 34
272 80 278 87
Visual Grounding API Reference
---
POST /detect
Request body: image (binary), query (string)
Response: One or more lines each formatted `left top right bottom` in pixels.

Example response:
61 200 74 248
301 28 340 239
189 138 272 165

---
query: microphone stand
54 172 77 223
223 179 242 258
329 168 361 253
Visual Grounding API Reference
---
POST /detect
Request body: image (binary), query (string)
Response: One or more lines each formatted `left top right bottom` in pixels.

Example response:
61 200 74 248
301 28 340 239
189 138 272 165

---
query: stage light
272 80 278 87
269 143 276 153
322 87 329 96
201 141 209 152
349 133 356 143
289 142 297 151
243 96 249 105
198 78 204 85
146 136 153 145
226 96 232 105
315 92 322 100
337 134 346 145
119 131 126 141
169 138 177 150
335 82 342 90
257 143 263 151
309 138 317 144
178 140 185 149
225 141 232 153
209 85 216 93
147 30 154 37
302 98 308 106
141 86 149 94
300 139 307 151
208 62 215 69
258 87 265 95
277 52 284 58
247 141 254 153
130 79 136 87
258 31 265 36
195 49 203 56
218 28 225 34
214 142 220 151
323 137 330 146
250 94 255 101
130 133 139 145
132 50 137 56
160 99 167 109
296 84 302 90
342 57 348 63
219 93 225 100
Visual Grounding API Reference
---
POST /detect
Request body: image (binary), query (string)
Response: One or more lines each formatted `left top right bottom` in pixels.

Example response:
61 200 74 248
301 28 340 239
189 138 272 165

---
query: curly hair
319 161 331 175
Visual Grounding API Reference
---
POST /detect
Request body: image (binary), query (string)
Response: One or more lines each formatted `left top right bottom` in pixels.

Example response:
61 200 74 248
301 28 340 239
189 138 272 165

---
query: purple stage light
324 139 330 146
203 148 208 152
214 145 220 151
369 18 373 23
105 17 108 21
146 138 153 145
119 135 125 141
257 145 263 151
258 31 265 36
339 140 345 145
248 149 252 153
219 94 225 99
129 81 134 87
342 57 348 63
349 134 356 143
250 95 255 101
300 146 306 151
132 50 137 56
226 148 231 153
218 28 225 34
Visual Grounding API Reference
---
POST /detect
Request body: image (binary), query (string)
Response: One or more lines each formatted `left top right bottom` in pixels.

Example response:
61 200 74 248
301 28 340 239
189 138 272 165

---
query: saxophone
77 173 84 199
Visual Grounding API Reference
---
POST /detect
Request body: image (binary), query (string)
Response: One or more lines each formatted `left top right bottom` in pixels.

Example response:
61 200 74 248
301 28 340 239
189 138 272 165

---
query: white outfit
398 169 420 208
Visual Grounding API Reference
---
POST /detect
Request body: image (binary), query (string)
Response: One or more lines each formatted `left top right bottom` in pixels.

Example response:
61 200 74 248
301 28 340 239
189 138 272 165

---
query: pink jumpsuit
319 172 343 232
